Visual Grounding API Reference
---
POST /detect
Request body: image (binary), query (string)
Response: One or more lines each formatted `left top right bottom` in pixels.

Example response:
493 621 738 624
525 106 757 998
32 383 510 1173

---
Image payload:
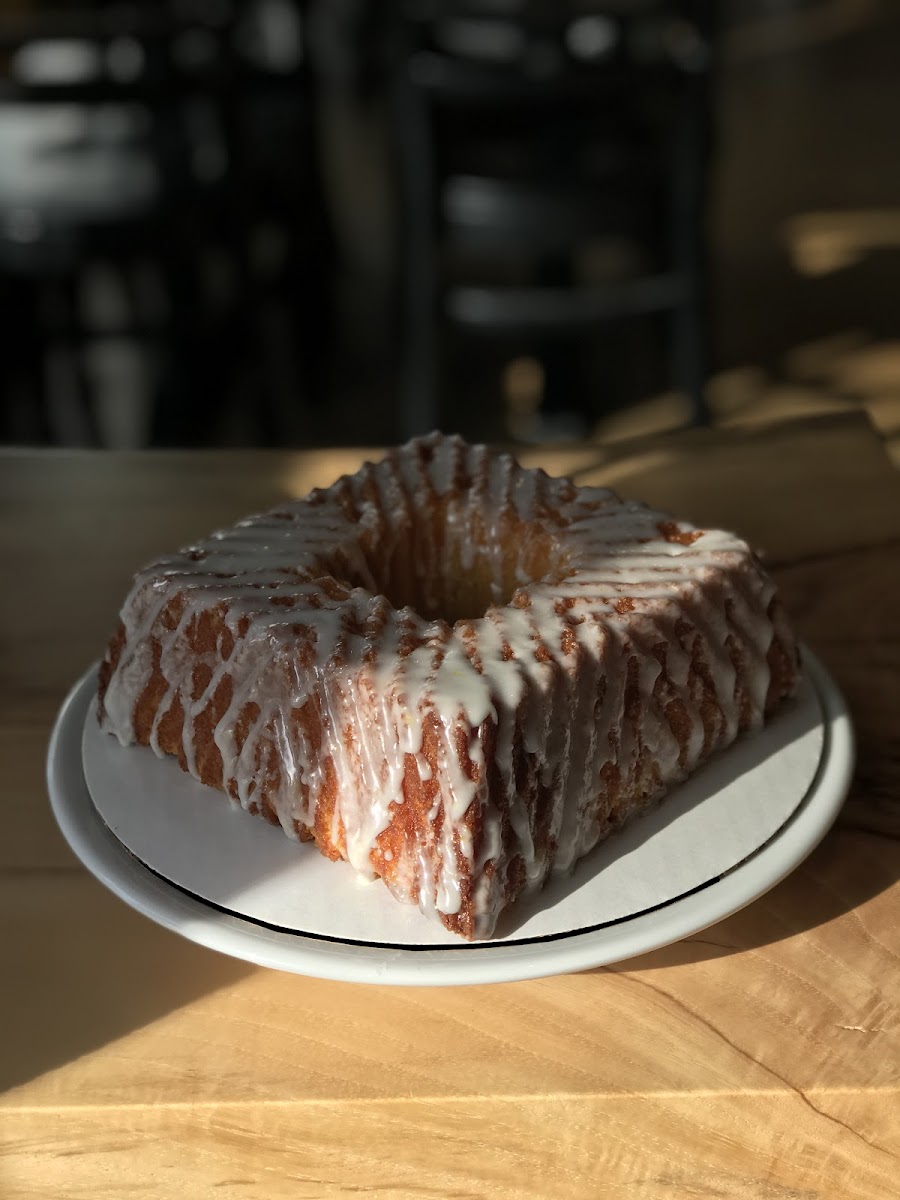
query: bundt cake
97 432 799 939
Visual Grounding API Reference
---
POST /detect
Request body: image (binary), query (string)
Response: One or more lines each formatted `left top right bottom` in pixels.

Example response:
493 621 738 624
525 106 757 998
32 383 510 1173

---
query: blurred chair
221 0 336 445
0 0 333 447
391 0 715 440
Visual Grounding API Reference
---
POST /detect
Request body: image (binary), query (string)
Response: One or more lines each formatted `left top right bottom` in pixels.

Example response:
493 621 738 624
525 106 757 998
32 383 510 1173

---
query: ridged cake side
98 433 799 938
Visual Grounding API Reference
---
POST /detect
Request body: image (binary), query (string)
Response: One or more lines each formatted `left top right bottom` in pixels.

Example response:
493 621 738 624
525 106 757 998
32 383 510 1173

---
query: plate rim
47 648 854 986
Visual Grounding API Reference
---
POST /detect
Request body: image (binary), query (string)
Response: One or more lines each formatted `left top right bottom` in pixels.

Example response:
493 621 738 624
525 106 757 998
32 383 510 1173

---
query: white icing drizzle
98 431 797 938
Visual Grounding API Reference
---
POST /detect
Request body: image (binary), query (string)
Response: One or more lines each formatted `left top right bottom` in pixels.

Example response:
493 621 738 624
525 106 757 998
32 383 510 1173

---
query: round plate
81 664 826 947
48 650 853 986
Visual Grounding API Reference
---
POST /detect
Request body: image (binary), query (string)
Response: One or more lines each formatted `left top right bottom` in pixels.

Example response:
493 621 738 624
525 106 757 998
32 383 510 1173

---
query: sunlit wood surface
1 411 898 1199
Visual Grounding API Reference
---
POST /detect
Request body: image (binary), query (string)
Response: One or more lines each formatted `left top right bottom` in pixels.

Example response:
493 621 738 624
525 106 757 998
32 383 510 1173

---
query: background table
2 412 899 1199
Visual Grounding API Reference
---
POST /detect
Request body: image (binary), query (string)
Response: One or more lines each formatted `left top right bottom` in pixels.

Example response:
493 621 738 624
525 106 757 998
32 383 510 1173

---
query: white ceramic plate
48 649 853 986
81 666 826 946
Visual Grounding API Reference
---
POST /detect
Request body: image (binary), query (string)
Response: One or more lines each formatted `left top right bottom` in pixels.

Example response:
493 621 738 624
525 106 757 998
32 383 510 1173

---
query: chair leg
0 280 52 443
47 276 102 446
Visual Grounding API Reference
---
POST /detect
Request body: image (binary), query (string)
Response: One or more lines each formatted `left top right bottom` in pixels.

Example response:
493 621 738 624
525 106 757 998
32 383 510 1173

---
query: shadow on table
0 882 253 1097
588 815 900 976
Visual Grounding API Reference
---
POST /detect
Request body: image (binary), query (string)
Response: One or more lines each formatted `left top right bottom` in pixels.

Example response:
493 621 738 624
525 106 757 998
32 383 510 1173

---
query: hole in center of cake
334 496 566 624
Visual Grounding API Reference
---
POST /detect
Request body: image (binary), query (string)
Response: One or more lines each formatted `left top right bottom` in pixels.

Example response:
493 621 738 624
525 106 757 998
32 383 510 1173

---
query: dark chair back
391 0 715 439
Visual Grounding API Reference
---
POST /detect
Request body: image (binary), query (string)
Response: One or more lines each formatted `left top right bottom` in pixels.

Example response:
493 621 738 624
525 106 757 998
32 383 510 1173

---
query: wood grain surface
1 412 898 1199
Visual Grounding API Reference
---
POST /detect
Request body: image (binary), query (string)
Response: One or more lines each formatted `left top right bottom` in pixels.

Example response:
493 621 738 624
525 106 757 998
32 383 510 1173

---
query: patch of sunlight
860 394 900 438
784 209 900 276
828 341 900 395
280 449 376 499
718 384 855 428
778 334 900 440
785 330 871 383
585 449 680 489
705 366 769 421
592 391 692 444
503 355 545 443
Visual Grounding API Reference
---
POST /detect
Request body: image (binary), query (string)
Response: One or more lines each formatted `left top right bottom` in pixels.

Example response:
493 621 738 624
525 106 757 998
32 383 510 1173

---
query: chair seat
445 273 689 334
441 173 659 252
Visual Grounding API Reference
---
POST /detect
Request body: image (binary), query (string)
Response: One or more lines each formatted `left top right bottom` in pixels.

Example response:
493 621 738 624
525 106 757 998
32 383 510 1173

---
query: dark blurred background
0 0 898 453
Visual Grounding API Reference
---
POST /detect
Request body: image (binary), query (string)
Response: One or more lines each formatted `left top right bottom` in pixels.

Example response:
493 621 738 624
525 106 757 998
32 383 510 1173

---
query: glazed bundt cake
97 432 799 939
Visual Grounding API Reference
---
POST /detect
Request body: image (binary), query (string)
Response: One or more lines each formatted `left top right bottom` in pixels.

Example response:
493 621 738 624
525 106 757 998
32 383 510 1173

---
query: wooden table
2 413 899 1200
